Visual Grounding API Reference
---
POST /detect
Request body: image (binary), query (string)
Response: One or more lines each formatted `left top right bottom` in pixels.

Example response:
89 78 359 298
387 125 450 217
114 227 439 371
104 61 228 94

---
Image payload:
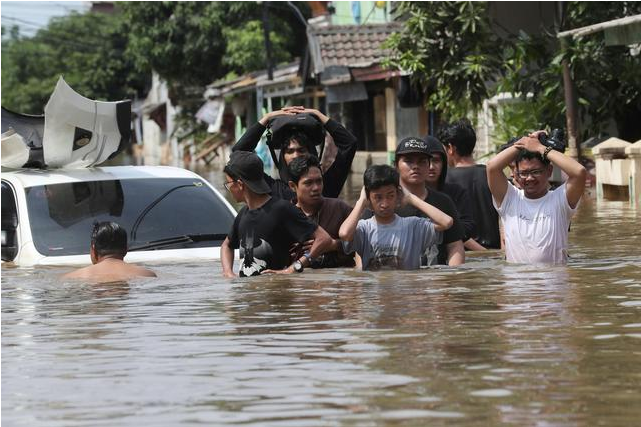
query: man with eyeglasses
487 131 587 264
220 151 333 277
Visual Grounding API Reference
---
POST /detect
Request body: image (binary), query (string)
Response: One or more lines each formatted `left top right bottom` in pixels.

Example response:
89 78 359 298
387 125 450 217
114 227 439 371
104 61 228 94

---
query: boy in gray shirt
339 164 453 270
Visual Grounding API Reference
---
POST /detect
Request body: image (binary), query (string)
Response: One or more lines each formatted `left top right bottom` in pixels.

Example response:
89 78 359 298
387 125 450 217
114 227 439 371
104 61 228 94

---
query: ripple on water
619 301 641 307
470 389 513 397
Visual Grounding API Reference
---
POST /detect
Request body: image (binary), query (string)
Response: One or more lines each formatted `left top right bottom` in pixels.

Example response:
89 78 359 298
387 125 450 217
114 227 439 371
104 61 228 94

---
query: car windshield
24 177 235 256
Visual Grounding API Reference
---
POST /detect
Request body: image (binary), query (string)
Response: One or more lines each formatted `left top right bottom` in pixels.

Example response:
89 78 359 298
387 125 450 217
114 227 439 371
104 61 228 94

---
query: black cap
395 137 431 156
225 151 271 194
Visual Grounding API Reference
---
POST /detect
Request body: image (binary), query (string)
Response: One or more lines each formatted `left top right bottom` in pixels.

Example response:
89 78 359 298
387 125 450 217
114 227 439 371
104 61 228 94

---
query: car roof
2 166 206 188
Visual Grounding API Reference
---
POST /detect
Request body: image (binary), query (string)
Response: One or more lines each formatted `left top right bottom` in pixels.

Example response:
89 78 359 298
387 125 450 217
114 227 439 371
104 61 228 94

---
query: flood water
2 175 641 426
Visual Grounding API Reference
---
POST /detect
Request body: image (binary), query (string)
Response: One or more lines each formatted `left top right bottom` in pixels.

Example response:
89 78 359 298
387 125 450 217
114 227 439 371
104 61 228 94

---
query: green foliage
223 20 292 73
501 1 641 141
119 1 309 132
1 10 149 114
383 1 502 120
386 1 641 143
121 2 308 87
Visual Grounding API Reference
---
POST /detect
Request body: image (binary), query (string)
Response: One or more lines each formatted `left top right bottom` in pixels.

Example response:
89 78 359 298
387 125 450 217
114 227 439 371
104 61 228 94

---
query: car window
24 177 235 256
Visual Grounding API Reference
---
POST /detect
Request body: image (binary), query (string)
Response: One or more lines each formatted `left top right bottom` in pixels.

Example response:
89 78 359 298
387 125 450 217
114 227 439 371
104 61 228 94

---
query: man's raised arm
486 144 520 208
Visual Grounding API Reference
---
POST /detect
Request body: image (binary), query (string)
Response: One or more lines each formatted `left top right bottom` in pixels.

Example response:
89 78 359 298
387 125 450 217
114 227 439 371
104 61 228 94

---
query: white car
1 165 236 266
2 77 237 267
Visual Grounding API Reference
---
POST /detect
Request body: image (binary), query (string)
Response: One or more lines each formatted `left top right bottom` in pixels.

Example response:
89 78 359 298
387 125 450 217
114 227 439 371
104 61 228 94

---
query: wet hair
364 164 399 197
91 221 127 258
515 149 550 167
437 118 476 157
288 154 321 184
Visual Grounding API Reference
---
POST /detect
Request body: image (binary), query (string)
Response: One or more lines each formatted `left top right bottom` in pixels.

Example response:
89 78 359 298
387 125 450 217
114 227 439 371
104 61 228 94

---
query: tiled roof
308 23 403 72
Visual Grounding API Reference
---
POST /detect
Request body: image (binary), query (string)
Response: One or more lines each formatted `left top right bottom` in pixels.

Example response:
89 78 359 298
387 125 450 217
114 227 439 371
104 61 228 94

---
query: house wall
331 1 392 25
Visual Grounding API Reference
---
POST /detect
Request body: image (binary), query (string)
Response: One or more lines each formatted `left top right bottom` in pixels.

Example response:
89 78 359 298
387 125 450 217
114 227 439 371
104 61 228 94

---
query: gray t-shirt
343 214 441 270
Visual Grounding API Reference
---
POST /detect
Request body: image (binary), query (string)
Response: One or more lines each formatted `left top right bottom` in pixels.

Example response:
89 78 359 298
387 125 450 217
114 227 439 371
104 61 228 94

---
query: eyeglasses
223 180 235 191
516 169 545 179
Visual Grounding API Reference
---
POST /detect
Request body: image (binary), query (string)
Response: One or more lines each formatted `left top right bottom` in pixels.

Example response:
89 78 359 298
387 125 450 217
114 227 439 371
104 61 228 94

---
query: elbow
338 229 352 242
442 216 454 231
577 164 588 181
486 158 498 173
435 217 453 232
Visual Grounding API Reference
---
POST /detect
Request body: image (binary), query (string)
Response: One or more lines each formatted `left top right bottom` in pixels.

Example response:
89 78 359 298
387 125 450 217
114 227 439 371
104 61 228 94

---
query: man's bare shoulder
61 260 156 281
126 264 157 277
61 265 95 280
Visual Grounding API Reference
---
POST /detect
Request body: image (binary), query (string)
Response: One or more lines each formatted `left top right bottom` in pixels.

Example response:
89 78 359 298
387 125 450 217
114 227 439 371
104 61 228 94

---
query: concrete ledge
592 137 630 158
625 140 641 156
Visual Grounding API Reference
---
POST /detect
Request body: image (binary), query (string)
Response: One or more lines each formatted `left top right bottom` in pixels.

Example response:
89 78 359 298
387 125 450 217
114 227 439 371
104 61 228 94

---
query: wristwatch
292 260 304 273
543 145 554 161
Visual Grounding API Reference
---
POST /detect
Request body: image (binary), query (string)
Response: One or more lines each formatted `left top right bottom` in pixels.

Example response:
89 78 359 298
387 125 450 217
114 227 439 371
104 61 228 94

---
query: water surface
2 194 641 426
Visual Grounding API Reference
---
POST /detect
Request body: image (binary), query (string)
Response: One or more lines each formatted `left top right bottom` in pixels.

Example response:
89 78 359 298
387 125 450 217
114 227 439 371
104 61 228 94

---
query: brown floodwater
2 172 640 426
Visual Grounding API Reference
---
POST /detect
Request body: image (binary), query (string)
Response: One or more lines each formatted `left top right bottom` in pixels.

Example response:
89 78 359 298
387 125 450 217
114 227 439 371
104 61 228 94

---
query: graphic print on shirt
367 245 401 270
239 228 273 277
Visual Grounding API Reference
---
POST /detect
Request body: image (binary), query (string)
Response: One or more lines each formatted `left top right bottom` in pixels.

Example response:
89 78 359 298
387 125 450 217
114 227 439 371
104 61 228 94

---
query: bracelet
543 146 554 161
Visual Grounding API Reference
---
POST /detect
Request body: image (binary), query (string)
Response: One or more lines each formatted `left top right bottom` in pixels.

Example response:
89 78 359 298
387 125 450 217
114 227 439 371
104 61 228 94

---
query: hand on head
513 133 545 153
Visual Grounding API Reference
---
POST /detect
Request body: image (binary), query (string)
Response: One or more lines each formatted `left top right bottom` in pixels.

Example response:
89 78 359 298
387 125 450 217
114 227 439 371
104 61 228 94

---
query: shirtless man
62 222 156 281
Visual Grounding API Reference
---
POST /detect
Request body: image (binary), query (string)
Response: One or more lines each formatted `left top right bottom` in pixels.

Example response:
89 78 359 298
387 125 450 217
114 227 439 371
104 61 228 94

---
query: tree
504 1 641 142
223 20 292 74
120 2 309 134
385 1 641 143
383 1 502 120
121 2 308 92
1 10 149 114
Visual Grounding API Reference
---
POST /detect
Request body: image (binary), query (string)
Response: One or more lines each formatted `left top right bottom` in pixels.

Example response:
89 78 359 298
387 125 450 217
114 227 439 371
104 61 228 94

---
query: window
24 177 235 256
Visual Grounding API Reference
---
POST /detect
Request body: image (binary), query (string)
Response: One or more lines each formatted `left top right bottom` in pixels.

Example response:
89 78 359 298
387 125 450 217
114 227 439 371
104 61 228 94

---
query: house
201 18 430 173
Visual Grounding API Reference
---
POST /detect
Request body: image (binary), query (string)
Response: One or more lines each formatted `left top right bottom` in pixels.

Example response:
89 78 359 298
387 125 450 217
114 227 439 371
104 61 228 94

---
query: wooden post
385 87 397 164
560 37 581 160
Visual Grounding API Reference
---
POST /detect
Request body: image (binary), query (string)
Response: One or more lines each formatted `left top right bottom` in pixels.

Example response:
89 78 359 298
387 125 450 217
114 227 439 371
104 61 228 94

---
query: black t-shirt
441 182 477 242
228 197 317 275
446 165 501 249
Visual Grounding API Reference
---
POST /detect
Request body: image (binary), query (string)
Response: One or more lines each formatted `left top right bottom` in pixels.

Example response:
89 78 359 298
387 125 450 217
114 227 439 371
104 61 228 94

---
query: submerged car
1 78 236 266
1 166 236 266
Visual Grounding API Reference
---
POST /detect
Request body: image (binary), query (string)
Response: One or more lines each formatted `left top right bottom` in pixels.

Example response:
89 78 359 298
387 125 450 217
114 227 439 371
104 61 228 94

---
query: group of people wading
221 106 586 277
65 106 587 281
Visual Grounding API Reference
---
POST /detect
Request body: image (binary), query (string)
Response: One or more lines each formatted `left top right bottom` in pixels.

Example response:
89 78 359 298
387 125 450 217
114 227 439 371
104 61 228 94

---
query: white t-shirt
493 183 577 265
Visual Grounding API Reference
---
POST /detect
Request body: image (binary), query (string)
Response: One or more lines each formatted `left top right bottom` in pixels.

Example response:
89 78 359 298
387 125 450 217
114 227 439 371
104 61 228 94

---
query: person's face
368 184 399 220
397 153 430 186
291 166 323 206
425 154 444 188
223 173 244 202
283 140 309 165
515 158 552 199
